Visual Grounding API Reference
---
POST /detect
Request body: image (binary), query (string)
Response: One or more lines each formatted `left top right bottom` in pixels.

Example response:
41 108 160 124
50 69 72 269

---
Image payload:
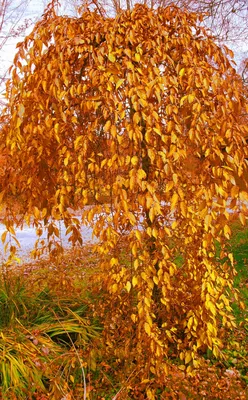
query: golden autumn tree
0 1 248 377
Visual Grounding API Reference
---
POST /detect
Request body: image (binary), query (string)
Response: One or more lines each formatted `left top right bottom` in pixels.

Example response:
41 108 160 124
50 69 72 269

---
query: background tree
71 0 248 46
0 0 32 105
0 1 248 377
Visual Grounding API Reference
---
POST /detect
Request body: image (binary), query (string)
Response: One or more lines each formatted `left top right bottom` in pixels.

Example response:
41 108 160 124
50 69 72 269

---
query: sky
0 1 47 100
0 0 75 101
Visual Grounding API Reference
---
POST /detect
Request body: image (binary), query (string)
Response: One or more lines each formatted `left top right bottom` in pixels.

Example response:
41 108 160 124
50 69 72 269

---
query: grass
0 222 247 399
219 220 248 389
229 220 248 300
0 251 101 399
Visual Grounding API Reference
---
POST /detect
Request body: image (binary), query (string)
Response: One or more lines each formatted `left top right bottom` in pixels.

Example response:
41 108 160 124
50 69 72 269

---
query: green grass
228 221 248 326
229 221 248 282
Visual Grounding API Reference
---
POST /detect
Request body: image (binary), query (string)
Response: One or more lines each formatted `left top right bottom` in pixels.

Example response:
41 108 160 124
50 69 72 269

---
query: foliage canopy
0 2 248 376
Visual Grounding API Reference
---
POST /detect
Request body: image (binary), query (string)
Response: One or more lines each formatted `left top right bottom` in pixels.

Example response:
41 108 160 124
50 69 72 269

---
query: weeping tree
0 1 248 376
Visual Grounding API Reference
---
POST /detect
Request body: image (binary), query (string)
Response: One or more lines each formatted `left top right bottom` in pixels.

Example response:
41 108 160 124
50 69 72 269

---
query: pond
0 221 95 261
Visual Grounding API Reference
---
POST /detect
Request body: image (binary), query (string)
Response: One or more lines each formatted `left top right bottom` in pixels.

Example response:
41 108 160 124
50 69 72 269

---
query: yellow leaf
111 284 118 293
152 227 158 238
204 214 212 230
208 301 216 316
179 68 185 77
54 123 59 134
41 208 47 218
128 211 136 225
139 98 148 107
134 259 139 270
240 191 248 202
239 301 245 310
134 53 140 62
104 120 111 132
167 120 173 132
228 252 234 266
224 224 231 239
111 125 117 138
186 365 193 374
101 159 107 168
148 148 155 162
146 226 152 237
171 220 178 229
135 230 142 241
34 207 40 219
116 78 124 89
131 313 137 322
58 203 64 214
165 181 174 192
133 112 140 124
187 316 194 330
207 322 216 336
132 276 138 287
64 157 69 166
18 104 25 118
149 207 155 223
144 322 151 336
110 257 118 267
1 231 7 244
145 297 151 308
188 94 195 103
137 169 146 180
193 317 198 331
217 185 227 197
169 264 175 276
153 127 161 135
74 135 83 150
172 174 178 184
153 276 159 285
171 131 177 143
180 95 188 106
146 388 155 400
239 213 246 226
185 352 192 364
8 226 15 235
131 155 139 166
126 281 131 293
171 192 179 210
180 201 187 217
108 53 116 62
